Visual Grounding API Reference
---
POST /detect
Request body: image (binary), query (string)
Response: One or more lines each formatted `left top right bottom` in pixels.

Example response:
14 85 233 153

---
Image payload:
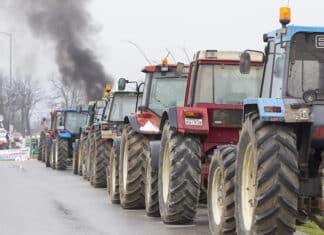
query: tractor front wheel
235 113 299 235
158 121 201 224
107 141 120 204
207 145 236 235
119 124 146 209
55 138 68 170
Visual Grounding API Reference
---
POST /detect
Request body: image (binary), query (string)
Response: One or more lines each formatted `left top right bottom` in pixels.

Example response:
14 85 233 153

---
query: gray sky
0 0 322 118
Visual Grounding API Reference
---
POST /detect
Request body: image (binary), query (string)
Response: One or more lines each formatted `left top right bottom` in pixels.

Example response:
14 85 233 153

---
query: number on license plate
185 118 203 126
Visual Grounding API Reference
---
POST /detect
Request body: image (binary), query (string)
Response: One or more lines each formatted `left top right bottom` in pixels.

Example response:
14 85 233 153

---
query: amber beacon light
280 7 291 26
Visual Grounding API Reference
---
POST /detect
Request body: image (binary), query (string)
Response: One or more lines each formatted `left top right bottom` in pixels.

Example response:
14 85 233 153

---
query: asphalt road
0 160 209 235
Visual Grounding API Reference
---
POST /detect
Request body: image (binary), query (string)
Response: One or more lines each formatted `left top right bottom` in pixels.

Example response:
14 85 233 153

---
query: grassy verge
297 216 324 235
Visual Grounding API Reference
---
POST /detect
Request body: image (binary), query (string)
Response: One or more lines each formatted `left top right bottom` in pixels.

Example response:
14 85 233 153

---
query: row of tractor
39 7 324 234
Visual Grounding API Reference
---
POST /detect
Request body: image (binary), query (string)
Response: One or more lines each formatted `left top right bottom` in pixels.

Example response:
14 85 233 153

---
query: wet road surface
0 160 209 235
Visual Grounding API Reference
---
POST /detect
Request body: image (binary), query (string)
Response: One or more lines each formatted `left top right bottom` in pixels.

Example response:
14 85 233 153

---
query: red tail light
184 111 203 118
137 113 152 118
102 125 109 131
86 127 92 131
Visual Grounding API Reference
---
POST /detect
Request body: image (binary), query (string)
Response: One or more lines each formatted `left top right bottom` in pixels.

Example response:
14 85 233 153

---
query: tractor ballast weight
235 8 324 234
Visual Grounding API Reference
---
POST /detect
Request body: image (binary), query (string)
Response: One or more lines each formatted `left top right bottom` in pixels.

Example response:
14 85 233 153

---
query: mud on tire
235 112 299 235
45 136 52 168
72 141 79 175
158 121 201 225
207 145 236 235
82 135 89 179
119 124 147 209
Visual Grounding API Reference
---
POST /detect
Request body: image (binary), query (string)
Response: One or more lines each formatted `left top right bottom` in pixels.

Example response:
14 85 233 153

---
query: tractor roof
61 108 87 113
111 91 141 97
266 25 324 44
194 50 264 63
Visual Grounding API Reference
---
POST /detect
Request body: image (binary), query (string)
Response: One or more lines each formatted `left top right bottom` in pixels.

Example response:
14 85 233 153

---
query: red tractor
112 60 188 215
158 50 264 226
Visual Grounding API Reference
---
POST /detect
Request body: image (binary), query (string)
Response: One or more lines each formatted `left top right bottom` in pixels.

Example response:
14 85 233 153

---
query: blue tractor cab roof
266 25 324 44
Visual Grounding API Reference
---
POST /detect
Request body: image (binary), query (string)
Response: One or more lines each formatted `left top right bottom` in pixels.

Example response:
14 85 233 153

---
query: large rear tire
50 139 56 169
55 138 68 170
119 124 147 209
207 145 236 235
91 132 110 188
235 113 299 235
108 141 120 204
158 121 201 224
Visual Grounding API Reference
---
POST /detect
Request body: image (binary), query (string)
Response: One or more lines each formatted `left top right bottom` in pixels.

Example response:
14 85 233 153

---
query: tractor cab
100 91 141 138
122 60 189 134
58 109 88 140
176 50 264 153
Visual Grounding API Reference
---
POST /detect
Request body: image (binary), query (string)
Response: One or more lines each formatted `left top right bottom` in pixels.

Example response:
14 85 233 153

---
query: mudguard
161 107 178 130
149 140 161 171
113 137 121 161
244 98 285 122
57 130 72 139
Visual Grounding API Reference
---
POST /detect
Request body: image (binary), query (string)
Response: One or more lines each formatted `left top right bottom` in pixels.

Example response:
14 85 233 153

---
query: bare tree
50 78 85 108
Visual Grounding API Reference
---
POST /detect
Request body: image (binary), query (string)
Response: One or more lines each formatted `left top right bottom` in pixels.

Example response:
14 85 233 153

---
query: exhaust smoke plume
23 0 111 100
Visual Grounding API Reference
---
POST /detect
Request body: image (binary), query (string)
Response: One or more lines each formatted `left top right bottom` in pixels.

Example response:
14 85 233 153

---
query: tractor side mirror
118 78 127 91
240 52 251 74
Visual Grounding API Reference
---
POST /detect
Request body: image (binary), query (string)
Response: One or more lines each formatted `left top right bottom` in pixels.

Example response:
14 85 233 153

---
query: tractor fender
243 98 285 122
160 107 178 130
124 115 141 133
113 137 121 161
149 140 161 171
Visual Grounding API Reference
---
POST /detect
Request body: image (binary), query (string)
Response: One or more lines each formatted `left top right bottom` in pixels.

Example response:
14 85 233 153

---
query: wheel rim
123 138 128 192
145 160 151 207
241 143 256 230
112 156 116 194
211 167 223 226
162 141 170 203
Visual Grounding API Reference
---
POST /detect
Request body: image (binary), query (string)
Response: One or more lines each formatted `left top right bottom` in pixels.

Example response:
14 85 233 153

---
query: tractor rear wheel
235 112 299 235
92 132 110 188
55 138 68 170
158 121 201 224
207 145 236 235
145 156 160 217
108 141 120 204
72 141 79 175
119 124 146 209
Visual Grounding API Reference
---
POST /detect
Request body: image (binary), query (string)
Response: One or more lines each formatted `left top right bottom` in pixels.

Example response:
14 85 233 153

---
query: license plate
185 118 203 126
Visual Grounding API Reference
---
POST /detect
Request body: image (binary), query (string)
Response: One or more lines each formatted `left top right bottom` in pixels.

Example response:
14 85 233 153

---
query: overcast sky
0 0 323 118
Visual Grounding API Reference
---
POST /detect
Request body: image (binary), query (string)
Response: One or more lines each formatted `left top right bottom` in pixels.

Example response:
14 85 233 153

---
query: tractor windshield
64 112 88 134
194 64 263 104
148 77 187 116
288 33 324 98
109 94 139 121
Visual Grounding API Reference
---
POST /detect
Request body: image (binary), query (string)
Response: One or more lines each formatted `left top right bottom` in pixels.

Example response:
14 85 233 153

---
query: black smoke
24 0 111 100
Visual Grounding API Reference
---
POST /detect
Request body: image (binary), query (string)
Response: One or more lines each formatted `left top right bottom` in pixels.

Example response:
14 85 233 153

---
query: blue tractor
49 108 88 170
220 7 324 235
